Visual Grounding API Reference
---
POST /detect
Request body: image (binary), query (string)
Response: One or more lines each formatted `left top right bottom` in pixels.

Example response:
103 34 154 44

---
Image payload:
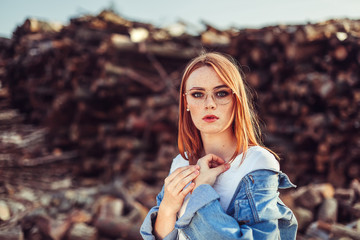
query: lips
202 115 219 123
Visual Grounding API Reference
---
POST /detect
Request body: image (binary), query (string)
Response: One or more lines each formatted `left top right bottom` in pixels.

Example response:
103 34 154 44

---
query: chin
198 126 225 135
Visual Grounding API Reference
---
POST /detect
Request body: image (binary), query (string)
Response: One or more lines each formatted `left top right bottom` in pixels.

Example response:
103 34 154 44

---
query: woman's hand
194 154 230 190
155 165 200 238
160 165 200 215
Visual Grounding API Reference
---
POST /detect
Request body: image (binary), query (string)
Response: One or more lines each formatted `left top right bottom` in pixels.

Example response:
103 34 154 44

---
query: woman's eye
216 91 230 98
192 92 204 98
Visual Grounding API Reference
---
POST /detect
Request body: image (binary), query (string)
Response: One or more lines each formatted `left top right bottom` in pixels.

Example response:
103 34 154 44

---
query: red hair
178 52 279 165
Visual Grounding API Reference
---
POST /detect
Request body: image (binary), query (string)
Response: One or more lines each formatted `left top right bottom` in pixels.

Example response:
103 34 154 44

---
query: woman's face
185 66 235 136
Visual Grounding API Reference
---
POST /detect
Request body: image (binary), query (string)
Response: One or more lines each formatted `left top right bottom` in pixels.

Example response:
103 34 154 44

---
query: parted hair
178 52 279 165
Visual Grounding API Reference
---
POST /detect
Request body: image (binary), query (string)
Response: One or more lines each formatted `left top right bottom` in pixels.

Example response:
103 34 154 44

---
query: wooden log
16 18 63 34
201 29 231 46
338 201 360 219
317 198 338 223
0 225 24 240
294 27 306 43
0 109 24 125
0 200 11 221
333 45 348 61
94 217 142 240
350 179 360 198
93 195 142 239
286 42 326 61
317 220 360 240
304 25 325 41
334 188 355 204
293 207 313 231
98 10 133 29
140 42 200 59
292 183 335 209
18 151 77 167
27 226 42 240
104 62 164 92
68 223 98 240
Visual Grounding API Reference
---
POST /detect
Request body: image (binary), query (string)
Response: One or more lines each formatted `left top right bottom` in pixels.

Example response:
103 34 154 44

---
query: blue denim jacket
140 169 298 239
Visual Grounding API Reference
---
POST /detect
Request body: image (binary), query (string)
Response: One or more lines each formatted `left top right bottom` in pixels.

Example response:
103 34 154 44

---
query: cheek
225 104 235 122
226 103 233 112
189 105 200 119
188 105 204 128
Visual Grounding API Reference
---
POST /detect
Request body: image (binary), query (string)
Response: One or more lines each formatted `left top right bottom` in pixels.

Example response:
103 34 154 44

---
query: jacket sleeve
177 171 295 240
139 187 178 240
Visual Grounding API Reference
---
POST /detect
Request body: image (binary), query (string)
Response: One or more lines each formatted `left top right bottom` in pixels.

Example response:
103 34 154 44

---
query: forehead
185 66 226 90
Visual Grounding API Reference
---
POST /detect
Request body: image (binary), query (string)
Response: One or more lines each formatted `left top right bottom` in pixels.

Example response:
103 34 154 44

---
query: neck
201 128 237 162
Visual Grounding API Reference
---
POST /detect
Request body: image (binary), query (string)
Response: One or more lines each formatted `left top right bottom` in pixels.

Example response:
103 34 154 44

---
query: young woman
140 52 298 239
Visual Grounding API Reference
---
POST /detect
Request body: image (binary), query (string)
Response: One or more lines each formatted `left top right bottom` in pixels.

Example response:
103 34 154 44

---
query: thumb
198 154 224 168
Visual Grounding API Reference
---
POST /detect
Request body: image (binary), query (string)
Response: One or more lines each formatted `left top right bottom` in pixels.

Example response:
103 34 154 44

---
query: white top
169 146 280 240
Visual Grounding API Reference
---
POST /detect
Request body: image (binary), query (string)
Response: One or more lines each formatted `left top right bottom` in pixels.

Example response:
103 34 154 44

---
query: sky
1 0 360 38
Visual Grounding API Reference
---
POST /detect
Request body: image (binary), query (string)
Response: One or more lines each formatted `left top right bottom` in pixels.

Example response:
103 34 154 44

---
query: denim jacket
140 169 298 239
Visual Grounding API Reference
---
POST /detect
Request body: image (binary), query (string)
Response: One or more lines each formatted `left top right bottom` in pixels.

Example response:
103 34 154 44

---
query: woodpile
281 179 360 239
0 10 359 239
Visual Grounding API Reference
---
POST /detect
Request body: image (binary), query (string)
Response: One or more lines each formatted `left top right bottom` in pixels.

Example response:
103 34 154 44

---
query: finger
209 160 223 168
211 163 230 176
209 154 226 165
165 165 194 183
198 154 225 170
166 166 199 191
199 154 225 165
181 182 195 197
174 170 199 193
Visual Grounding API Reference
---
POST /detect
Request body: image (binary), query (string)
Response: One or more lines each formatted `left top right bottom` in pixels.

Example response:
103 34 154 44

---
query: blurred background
0 1 359 239
2 0 360 38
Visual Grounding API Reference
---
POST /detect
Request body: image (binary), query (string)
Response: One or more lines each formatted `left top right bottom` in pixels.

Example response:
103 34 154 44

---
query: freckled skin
185 66 235 137
153 65 237 239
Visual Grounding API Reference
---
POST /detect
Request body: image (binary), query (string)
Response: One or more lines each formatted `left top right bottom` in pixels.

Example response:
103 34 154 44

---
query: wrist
195 179 214 188
155 204 177 239
193 182 209 192
158 203 177 219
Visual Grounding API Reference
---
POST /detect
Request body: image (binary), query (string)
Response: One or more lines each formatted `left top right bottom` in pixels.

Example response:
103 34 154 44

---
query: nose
204 93 216 109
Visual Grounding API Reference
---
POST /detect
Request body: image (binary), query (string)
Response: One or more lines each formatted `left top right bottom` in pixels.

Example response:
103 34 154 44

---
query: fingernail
195 170 200 175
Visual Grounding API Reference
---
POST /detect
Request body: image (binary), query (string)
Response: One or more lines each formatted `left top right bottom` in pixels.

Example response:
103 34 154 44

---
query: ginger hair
178 52 279 164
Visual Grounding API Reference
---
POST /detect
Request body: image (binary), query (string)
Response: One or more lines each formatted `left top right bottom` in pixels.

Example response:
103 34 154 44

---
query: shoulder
246 145 275 159
244 146 280 171
169 154 189 173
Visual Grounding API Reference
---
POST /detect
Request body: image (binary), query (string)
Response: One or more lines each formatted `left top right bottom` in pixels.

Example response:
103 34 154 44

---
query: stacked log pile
0 87 151 239
0 10 359 239
281 180 360 239
236 20 360 187
4 11 204 184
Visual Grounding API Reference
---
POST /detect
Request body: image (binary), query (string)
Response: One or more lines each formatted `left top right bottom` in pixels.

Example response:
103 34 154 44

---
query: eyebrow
189 85 229 91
